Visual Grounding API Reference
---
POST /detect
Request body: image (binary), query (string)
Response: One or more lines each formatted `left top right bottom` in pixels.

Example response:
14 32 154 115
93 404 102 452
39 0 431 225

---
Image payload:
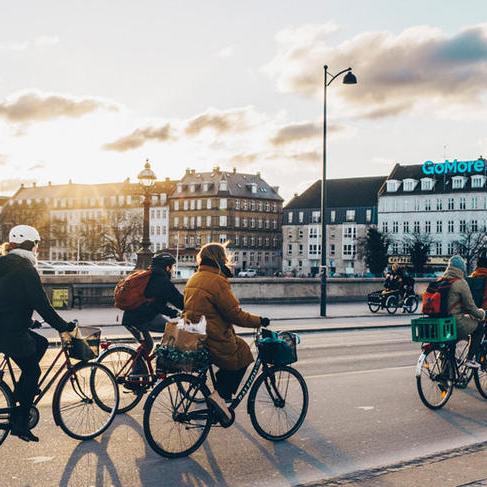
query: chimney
165 177 170 182
232 167 237 174
213 165 220 173
191 169 196 175
294 192 298 197
20 183 25 188
32 182 36 187
272 186 280 194
185 168 191 175
68 179 73 184
48 181 52 186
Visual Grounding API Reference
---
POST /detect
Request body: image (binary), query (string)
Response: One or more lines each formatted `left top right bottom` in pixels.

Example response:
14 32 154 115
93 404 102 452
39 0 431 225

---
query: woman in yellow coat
183 242 270 423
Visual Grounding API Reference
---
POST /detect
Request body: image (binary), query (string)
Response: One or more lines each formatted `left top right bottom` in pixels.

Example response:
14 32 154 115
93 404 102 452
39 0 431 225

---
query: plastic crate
411 317 457 343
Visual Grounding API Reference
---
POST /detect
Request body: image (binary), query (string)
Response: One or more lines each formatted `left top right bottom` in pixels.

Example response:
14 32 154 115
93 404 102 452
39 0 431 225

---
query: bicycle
0 324 119 445
142 327 309 458
415 319 486 409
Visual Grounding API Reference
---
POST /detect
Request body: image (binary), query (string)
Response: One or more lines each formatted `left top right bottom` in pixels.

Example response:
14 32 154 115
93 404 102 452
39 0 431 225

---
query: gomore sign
422 159 485 175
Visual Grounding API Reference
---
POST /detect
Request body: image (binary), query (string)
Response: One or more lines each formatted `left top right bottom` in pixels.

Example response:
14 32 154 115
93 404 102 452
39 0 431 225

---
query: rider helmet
9 225 41 245
151 252 176 269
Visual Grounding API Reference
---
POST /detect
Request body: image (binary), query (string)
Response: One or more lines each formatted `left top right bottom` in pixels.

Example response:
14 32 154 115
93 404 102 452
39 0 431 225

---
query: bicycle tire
97 345 147 413
474 363 487 399
404 295 419 314
248 365 308 442
416 349 453 410
53 362 119 441
385 295 399 315
368 301 380 313
0 381 14 446
143 373 211 458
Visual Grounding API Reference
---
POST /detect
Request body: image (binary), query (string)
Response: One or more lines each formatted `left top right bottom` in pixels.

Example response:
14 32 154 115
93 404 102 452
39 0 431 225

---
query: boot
10 407 39 443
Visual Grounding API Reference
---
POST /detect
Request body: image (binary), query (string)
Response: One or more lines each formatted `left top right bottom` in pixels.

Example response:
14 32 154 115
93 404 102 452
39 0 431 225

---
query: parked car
238 268 257 278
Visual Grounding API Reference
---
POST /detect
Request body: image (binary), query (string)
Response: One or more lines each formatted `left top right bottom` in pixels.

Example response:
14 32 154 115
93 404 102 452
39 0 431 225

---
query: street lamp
321 65 357 317
135 159 157 269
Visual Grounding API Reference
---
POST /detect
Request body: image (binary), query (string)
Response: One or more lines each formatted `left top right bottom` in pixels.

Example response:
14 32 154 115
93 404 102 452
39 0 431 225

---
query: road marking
356 406 375 411
305 364 414 380
28 456 54 464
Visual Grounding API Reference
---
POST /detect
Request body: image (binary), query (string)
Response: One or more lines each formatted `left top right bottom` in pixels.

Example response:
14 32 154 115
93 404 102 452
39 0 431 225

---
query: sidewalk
304 442 487 486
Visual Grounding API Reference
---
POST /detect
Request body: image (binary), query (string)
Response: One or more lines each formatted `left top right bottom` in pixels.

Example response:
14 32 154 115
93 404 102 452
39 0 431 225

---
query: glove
63 321 77 333
167 308 180 319
260 317 270 328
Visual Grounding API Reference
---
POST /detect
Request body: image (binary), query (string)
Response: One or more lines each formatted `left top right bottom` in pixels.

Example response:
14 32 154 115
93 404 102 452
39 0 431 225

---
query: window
413 221 420 233
472 175 486 188
424 200 431 211
346 210 355 221
207 199 212 210
460 220 467 233
309 244 320 256
403 221 409 233
382 222 388 233
472 196 478 209
392 243 399 254
206 216 212 226
471 220 478 232
177 184 182 193
448 220 454 233
414 199 420 211
403 179 417 191
310 227 319 238
203 183 208 192
219 234 227 244
460 197 466 210
219 216 227 227
366 209 372 223
219 198 227 209
197 216 202 227
298 211 304 223
312 211 320 223
183 200 189 211
298 244 303 256
298 229 304 239
190 199 195 210
436 198 443 211
448 198 454 210
219 180 228 191
343 226 357 239
425 221 431 233
174 201 179 211
436 221 443 233
150 226 155 236
235 216 240 227
330 210 336 223
190 184 195 193
392 221 399 233
250 218 255 228
343 244 356 256
452 176 466 189
421 178 434 191
435 242 442 255
174 217 179 227
330 244 335 256
197 199 202 210
183 216 189 228
235 200 240 210
386 180 400 192
258 218 263 228
287 212 293 223
448 242 455 255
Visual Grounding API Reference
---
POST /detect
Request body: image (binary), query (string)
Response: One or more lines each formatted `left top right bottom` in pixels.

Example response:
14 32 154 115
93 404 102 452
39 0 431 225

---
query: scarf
442 265 464 281
10 248 38 267
471 267 487 278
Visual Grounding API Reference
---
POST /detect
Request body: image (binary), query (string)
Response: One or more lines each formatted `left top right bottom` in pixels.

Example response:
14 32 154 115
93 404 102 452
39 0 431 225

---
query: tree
453 225 487 274
79 218 107 260
403 233 434 275
102 210 142 261
358 227 391 276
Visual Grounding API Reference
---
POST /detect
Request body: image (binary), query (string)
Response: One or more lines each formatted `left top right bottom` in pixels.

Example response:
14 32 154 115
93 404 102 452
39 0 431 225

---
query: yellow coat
183 264 261 370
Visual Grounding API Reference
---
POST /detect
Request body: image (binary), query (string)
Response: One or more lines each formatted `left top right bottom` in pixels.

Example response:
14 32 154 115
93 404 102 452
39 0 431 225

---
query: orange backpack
114 270 153 311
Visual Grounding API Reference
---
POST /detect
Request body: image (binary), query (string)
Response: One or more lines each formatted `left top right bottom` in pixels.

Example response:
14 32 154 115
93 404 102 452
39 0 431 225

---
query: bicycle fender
415 353 426 378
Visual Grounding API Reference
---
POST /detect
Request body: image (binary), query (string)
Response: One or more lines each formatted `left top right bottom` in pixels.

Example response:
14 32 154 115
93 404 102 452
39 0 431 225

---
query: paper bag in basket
162 319 206 352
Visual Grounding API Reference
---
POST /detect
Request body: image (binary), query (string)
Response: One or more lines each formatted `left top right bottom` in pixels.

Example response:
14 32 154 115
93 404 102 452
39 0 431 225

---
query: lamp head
343 70 357 85
138 159 157 188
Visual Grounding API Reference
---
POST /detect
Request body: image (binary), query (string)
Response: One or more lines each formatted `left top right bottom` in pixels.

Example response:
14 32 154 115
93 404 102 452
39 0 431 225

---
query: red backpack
114 270 153 311
421 278 457 317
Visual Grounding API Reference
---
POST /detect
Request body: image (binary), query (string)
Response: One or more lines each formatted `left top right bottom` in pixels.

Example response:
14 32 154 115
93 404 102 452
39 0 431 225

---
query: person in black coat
0 225 75 442
122 252 184 351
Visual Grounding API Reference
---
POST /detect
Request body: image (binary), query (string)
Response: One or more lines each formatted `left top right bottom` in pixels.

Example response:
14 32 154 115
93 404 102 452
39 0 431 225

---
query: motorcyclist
0 225 76 442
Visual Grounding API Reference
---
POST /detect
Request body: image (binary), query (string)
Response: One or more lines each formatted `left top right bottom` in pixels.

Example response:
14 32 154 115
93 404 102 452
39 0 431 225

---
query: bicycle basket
257 330 299 366
411 316 457 343
367 291 383 303
156 345 209 373
64 326 101 361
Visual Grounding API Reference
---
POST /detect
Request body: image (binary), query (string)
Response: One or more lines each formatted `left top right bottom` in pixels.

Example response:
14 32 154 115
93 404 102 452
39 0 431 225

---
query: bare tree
402 232 434 275
102 210 142 261
78 217 106 260
453 224 487 273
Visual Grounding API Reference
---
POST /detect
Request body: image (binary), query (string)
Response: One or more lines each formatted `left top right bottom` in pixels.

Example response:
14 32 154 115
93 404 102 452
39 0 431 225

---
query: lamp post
321 65 357 317
135 159 157 269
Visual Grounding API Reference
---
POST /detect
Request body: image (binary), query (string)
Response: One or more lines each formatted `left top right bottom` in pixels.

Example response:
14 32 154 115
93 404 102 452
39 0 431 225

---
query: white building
378 160 487 269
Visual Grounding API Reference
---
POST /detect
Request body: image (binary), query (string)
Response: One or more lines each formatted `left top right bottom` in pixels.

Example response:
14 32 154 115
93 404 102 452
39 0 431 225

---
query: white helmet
9 225 41 244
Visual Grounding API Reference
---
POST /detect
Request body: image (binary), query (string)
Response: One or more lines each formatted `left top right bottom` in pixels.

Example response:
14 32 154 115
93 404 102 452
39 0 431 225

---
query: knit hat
449 255 466 274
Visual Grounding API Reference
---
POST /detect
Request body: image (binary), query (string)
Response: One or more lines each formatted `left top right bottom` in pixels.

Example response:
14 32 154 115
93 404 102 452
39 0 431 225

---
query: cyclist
182 242 270 424
0 225 76 442
443 255 486 369
469 252 487 308
122 252 184 352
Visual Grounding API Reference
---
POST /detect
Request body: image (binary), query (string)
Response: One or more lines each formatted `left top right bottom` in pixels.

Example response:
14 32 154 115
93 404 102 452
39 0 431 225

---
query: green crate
411 317 457 343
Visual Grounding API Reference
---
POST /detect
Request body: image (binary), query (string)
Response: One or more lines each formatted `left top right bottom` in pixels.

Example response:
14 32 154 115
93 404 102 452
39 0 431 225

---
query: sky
1 0 487 201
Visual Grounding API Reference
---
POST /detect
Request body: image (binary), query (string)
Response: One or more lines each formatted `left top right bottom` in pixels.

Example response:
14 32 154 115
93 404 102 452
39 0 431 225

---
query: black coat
122 267 184 327
0 254 70 357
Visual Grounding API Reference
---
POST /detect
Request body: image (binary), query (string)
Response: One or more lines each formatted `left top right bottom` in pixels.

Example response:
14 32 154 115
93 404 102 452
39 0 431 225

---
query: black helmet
151 252 176 269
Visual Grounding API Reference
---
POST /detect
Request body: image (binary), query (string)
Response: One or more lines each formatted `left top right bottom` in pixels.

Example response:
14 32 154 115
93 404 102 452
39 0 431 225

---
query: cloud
270 121 343 145
230 152 260 168
0 91 118 123
185 107 258 136
216 45 234 58
103 124 173 151
264 23 487 118
0 179 36 194
28 162 46 171
0 35 59 51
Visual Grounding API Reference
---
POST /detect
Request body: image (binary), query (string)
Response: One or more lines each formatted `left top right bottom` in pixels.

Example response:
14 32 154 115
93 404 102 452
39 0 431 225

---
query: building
168 166 283 275
282 176 385 276
378 159 487 270
0 179 175 261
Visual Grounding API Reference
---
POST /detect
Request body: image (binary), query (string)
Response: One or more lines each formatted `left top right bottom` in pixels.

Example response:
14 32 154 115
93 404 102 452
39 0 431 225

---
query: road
3 324 487 487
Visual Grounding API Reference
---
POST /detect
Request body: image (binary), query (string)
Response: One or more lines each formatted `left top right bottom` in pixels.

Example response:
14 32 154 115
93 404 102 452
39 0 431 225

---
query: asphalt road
3 326 487 487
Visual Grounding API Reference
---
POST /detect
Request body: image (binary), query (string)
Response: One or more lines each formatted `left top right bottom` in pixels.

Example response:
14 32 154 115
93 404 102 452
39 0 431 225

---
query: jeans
10 331 48 418
216 367 248 400
127 314 168 352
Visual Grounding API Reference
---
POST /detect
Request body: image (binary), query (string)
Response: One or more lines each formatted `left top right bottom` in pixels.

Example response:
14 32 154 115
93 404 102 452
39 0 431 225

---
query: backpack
114 270 153 311
421 278 457 317
466 276 487 308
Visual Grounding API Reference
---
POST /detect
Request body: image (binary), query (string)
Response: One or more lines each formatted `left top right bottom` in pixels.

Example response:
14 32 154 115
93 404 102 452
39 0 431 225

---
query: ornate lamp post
135 159 157 269
321 66 357 317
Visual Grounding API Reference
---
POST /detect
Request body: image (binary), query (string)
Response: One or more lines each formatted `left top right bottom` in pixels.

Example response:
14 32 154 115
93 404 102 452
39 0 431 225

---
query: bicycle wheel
0 382 14 446
97 345 147 413
385 294 399 314
143 374 211 458
416 349 453 409
455 339 473 388
248 365 308 442
404 295 419 314
368 301 380 313
53 362 119 441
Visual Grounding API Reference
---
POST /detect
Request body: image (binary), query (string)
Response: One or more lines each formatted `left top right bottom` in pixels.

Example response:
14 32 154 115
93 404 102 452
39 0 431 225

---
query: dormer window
386 180 401 192
190 184 195 193
247 183 257 194
203 183 208 192
403 178 418 192
472 175 486 189
177 184 182 193
421 178 434 191
219 180 228 191
452 176 467 189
